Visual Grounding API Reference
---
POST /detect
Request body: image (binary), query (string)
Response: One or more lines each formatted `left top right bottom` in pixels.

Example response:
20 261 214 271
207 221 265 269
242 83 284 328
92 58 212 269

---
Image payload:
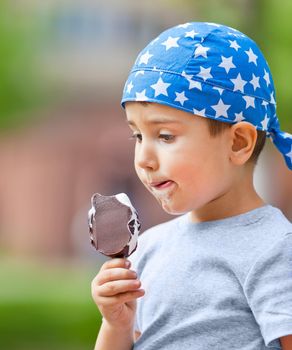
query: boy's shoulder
129 214 184 268
137 205 292 251
139 214 184 241
130 205 292 281
140 204 292 234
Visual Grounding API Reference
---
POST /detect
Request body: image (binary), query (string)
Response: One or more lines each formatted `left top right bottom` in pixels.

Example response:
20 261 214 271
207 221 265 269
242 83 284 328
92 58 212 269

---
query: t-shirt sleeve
243 232 292 348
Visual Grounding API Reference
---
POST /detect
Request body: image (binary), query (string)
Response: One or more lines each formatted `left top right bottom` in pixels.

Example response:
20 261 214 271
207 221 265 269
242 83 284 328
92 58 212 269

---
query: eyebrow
126 118 182 126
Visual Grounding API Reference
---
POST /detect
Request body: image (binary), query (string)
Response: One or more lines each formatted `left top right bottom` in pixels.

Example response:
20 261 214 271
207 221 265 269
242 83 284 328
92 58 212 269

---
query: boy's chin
160 202 188 216
152 192 188 216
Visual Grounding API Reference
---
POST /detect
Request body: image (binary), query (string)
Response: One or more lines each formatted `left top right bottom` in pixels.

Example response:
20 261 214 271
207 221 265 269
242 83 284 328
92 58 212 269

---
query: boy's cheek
134 166 146 185
134 163 140 178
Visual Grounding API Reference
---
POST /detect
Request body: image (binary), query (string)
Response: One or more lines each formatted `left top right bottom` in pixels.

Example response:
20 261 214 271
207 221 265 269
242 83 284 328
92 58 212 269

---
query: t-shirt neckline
180 204 275 230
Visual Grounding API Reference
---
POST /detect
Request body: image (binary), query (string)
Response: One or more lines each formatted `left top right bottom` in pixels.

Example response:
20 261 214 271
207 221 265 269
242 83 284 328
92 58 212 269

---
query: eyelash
129 133 175 142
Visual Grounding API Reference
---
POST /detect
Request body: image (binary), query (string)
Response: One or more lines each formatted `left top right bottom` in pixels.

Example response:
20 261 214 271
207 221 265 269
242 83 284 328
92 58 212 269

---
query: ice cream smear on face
150 180 175 200
149 180 183 215
88 193 141 258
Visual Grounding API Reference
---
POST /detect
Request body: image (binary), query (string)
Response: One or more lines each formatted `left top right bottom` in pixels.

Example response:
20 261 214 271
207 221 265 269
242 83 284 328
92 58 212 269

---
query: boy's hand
91 258 145 331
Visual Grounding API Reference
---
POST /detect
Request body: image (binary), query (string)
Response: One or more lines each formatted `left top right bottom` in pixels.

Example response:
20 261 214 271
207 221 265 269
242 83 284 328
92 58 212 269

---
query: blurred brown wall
0 102 171 259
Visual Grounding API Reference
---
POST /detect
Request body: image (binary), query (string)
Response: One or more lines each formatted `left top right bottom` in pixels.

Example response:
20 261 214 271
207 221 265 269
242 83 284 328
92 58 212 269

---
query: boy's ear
229 122 257 166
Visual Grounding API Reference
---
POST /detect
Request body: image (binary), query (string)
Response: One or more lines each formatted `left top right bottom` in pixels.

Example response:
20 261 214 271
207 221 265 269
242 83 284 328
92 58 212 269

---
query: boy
91 22 292 349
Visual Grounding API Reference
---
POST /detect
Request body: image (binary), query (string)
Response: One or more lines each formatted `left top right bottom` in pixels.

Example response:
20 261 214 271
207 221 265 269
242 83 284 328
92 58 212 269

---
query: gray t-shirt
130 205 292 350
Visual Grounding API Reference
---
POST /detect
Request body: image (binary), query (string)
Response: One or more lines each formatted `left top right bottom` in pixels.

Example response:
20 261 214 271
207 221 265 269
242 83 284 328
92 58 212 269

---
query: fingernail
125 260 131 268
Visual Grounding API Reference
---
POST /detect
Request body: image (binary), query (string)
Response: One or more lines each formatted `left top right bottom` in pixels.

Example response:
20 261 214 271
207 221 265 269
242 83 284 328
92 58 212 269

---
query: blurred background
0 0 291 349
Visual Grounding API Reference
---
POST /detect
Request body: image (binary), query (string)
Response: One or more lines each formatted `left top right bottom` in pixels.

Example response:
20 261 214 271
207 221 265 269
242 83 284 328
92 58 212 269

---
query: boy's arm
91 258 144 350
94 320 134 350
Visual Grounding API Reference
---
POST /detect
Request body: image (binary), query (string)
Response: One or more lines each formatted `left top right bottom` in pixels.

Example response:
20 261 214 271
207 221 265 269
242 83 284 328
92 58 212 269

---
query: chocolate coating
88 193 141 258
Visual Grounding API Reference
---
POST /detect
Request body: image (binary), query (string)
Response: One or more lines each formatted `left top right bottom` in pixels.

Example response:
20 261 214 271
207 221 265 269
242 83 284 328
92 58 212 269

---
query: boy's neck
189 167 266 223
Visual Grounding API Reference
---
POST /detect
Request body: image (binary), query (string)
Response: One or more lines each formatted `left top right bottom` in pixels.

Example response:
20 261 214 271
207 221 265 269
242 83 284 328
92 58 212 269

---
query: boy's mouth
149 180 174 189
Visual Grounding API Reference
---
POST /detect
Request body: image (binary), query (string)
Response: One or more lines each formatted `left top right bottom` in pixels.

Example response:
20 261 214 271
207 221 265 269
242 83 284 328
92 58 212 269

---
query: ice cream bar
88 193 141 258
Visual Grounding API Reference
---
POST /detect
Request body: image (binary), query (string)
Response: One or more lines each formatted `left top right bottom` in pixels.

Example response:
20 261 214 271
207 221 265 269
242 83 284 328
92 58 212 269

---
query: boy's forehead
125 102 194 126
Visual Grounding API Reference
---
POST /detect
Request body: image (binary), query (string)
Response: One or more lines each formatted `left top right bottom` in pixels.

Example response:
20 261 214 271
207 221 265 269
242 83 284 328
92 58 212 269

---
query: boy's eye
128 133 175 142
159 134 175 142
129 133 142 142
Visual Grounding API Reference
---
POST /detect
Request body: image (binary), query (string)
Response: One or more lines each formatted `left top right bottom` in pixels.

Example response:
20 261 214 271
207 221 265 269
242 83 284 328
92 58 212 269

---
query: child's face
125 102 233 216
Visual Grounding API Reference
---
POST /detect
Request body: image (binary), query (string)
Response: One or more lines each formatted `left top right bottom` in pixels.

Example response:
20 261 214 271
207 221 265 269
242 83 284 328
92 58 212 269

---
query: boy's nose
135 143 159 171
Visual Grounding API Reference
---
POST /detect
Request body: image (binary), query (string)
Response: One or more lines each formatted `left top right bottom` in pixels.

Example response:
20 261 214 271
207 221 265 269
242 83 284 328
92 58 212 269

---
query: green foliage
0 2 48 129
255 0 292 131
0 302 101 350
0 259 102 349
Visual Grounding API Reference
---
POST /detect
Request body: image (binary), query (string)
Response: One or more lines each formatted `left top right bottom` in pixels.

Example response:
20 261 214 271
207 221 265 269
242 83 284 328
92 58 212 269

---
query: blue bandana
121 22 292 170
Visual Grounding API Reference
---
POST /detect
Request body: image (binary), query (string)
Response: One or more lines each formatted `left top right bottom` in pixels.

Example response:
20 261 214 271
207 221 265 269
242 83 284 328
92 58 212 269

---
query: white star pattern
263 69 271 86
249 74 260 90
181 71 202 89
178 23 191 28
121 23 291 169
194 44 210 58
162 36 180 50
135 89 149 101
270 91 276 104
193 108 206 117
262 100 268 107
185 30 198 39
182 71 193 80
175 91 188 105
231 73 247 92
282 132 292 139
229 40 240 51
243 95 255 108
245 47 258 65
139 51 153 65
135 70 144 77
207 23 221 27
261 114 269 130
150 77 171 97
218 56 236 73
213 87 224 95
197 66 213 81
234 112 245 122
285 146 292 164
211 98 231 118
126 81 134 93
188 80 202 90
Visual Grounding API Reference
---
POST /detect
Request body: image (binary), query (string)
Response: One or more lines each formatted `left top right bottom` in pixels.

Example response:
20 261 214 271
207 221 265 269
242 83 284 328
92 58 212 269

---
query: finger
97 289 145 307
96 268 137 286
98 279 141 297
100 258 131 272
